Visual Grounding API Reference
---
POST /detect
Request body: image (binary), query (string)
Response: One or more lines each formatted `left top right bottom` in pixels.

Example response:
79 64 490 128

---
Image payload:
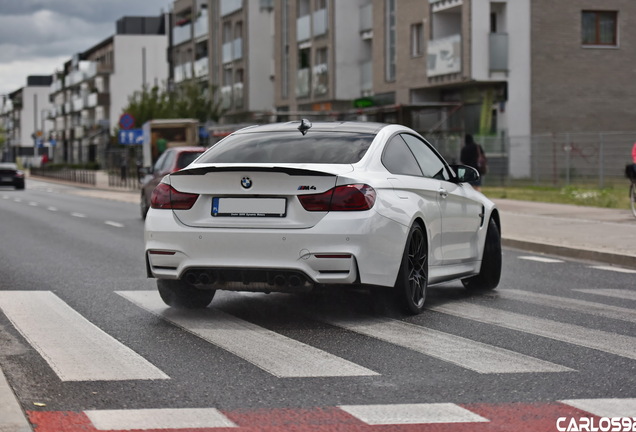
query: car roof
233 121 388 135
166 146 206 153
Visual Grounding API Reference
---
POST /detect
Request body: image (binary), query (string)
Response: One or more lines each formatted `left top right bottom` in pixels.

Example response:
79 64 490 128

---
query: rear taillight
15 171 24 178
150 183 199 210
298 184 376 212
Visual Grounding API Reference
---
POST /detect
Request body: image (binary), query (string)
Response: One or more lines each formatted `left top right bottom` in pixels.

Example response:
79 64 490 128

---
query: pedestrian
460 134 487 191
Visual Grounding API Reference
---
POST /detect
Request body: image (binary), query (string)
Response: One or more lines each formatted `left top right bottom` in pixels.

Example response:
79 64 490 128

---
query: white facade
17 86 53 150
246 0 275 112
333 0 368 100
471 0 531 176
110 34 168 129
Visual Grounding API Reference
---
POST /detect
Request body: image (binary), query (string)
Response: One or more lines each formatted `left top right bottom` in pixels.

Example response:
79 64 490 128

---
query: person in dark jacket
460 134 484 191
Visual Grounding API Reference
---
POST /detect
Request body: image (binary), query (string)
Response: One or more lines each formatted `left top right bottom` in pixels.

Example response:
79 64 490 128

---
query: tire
462 218 501 291
157 279 216 309
395 223 428 314
630 183 636 218
140 191 149 220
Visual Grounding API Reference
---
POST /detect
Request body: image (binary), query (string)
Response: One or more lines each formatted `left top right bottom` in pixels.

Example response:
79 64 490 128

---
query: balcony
429 0 463 13
172 23 192 46
313 9 327 36
233 38 242 61
313 63 328 96
360 60 373 93
360 4 373 32
220 85 233 109
233 82 244 108
174 63 193 83
489 32 508 72
296 68 310 98
222 42 233 64
195 57 209 77
427 34 461 77
72 95 85 112
297 15 310 42
86 92 110 108
194 13 208 38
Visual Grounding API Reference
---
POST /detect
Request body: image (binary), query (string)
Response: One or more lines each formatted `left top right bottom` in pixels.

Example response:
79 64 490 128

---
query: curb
0 369 32 432
502 238 636 270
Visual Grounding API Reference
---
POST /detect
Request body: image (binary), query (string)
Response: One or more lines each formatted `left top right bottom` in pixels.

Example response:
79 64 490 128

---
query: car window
176 151 203 169
153 152 170 173
197 132 374 164
381 135 423 176
400 134 450 181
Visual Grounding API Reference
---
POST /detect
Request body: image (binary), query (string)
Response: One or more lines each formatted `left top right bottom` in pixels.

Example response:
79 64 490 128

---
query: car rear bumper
145 207 407 289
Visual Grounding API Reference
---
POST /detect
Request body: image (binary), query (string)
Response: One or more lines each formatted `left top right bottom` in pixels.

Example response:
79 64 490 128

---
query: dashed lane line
104 221 124 228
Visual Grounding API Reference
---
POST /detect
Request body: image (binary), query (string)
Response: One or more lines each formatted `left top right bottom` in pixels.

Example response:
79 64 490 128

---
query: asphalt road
1 180 635 431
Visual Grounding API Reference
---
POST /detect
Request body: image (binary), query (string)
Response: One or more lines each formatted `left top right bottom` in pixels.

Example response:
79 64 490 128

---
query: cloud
0 0 171 94
0 56 68 95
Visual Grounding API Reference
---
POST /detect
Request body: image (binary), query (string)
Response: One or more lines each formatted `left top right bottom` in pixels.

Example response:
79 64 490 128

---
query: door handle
438 189 448 199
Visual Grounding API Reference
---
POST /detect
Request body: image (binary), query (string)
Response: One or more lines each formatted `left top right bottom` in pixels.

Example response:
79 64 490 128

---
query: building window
298 0 310 17
385 0 396 82
582 11 618 46
411 23 424 57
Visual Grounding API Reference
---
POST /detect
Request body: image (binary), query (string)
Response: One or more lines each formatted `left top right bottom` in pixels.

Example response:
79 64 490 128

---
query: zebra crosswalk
1 280 635 431
0 286 635 382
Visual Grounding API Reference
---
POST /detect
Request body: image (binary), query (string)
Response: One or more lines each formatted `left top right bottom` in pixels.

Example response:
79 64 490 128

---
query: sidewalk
28 174 636 269
495 198 636 269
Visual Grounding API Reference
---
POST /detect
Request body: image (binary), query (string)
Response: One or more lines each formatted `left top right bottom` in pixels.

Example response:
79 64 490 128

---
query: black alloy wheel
395 223 428 314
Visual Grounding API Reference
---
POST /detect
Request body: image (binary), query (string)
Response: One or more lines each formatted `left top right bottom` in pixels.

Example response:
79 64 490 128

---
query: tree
121 79 224 128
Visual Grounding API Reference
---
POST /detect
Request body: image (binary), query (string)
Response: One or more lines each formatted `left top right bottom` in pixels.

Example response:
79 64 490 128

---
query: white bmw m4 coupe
144 120 501 314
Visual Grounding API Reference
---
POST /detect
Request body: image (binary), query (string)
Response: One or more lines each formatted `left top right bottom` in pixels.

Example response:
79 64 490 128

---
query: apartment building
0 76 53 163
48 16 168 166
168 0 275 127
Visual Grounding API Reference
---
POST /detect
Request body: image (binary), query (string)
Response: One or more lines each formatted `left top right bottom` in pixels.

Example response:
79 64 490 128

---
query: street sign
118 128 144 145
119 113 135 130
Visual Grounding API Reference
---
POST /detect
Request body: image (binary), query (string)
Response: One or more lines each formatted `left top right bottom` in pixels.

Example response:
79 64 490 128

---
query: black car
0 163 25 190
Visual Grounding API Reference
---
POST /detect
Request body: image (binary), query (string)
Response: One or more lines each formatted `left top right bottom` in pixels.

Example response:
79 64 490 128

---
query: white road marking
429 302 636 360
71 212 86 218
339 403 489 425
47 206 57 212
0 291 169 381
318 315 571 374
496 289 636 323
574 289 636 302
13 198 22 202
2 195 8 199
28 201 38 206
560 398 636 418
85 408 237 430
589 265 636 274
104 221 124 228
118 290 378 378
518 256 564 263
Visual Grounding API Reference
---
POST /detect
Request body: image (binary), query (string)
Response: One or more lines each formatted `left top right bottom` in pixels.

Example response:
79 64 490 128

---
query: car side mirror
450 164 480 183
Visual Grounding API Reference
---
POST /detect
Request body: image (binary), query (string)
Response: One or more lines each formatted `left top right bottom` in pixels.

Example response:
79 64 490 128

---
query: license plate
212 197 286 217
1 177 11 182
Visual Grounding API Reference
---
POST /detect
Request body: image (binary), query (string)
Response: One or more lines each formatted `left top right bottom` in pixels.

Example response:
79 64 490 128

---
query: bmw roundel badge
241 176 252 189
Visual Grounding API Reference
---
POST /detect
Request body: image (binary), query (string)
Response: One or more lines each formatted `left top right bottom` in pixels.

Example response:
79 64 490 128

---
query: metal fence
30 168 96 186
429 131 636 188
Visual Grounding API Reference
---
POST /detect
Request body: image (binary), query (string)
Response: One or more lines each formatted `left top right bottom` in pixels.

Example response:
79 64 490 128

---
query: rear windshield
197 132 375 164
177 151 204 169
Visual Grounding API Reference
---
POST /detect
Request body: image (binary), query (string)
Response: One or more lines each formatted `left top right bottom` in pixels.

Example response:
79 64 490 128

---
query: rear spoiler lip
172 165 340 177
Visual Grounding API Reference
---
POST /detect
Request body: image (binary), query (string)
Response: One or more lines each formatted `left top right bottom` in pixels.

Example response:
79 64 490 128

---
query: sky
0 0 171 95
